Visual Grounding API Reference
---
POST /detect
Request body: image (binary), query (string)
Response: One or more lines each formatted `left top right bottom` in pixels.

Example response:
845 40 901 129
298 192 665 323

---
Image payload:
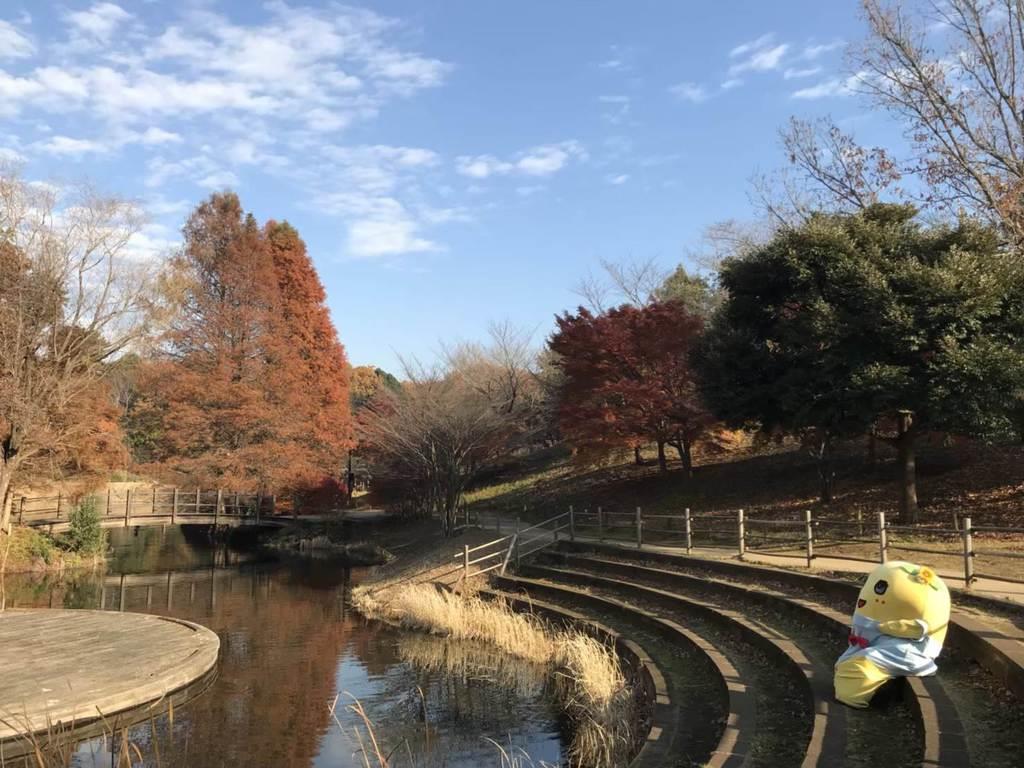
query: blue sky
0 1 900 371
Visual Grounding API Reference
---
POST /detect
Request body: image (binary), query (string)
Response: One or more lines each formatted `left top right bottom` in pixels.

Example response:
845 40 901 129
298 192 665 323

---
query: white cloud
784 66 822 79
36 135 108 157
197 170 240 189
598 44 632 71
65 2 132 48
791 72 867 99
802 40 844 60
3 2 460 259
456 155 512 179
729 42 789 76
456 141 585 179
138 127 182 145
0 146 25 163
124 223 179 262
730 33 775 58
605 173 629 185
517 141 585 175
720 78 743 90
669 81 708 103
0 20 34 59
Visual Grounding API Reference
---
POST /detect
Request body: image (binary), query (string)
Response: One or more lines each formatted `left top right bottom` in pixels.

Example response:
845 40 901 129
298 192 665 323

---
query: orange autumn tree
135 194 351 497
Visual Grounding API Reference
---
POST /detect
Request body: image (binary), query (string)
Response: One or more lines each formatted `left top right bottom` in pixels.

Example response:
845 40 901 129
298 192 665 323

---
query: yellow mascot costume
834 560 950 708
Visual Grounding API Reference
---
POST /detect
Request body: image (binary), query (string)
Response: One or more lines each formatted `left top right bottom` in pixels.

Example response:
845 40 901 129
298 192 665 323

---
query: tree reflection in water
1 530 564 768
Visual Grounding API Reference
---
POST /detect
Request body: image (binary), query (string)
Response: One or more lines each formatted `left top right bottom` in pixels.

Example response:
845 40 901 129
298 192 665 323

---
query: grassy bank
0 527 105 575
261 521 393 565
353 582 636 767
464 438 1024 528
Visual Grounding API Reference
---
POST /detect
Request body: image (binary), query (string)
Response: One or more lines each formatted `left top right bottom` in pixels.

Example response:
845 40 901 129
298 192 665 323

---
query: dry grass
353 582 635 767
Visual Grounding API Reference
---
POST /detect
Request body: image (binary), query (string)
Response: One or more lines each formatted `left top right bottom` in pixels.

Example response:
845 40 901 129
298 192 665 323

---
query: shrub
63 497 106 555
27 530 54 564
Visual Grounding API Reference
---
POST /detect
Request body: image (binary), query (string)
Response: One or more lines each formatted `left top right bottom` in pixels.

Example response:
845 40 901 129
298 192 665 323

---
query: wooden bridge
13 487 286 533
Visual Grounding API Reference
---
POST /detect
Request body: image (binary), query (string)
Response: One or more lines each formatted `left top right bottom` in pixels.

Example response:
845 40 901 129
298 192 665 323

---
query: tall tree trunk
815 435 834 504
634 446 643 466
0 464 13 535
673 434 694 478
896 411 919 523
656 440 667 473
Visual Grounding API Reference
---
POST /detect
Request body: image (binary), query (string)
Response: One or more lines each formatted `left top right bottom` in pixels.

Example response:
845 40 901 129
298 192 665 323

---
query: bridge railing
15 487 277 528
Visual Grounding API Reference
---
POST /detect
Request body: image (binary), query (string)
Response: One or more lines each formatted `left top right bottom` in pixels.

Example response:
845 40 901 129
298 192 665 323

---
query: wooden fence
14 487 277 530
480 505 1024 591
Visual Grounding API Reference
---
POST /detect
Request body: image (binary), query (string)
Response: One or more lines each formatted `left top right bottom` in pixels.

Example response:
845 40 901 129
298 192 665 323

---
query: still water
2 526 565 767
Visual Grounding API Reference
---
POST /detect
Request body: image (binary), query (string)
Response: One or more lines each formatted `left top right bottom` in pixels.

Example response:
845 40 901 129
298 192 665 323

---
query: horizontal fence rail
478 504 1024 590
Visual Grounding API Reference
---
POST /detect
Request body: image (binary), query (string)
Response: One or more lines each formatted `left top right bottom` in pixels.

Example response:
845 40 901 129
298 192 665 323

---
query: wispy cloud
730 33 774 58
668 81 708 103
791 72 866 100
801 40 844 60
728 35 789 76
605 173 629 185
598 44 632 71
0 20 34 59
456 141 586 179
720 78 743 90
784 66 822 79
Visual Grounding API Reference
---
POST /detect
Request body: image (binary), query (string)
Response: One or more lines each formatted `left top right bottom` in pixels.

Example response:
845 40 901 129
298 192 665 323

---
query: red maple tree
550 300 711 473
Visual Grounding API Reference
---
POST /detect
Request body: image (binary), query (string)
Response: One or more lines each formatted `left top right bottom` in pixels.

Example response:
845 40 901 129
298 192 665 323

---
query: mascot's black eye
874 580 889 595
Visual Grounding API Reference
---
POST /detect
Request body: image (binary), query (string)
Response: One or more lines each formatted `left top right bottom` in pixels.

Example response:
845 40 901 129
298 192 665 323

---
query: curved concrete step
493 574 756 767
521 562 840 768
556 542 977 767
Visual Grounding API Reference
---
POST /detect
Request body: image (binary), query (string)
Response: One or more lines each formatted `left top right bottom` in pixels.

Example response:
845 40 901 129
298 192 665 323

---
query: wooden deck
0 609 220 757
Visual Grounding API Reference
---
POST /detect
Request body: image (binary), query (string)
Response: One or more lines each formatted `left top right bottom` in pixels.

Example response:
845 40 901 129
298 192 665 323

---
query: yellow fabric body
834 655 891 709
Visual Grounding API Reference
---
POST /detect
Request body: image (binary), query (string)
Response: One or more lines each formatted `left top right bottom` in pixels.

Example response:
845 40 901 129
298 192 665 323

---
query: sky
0 1 903 372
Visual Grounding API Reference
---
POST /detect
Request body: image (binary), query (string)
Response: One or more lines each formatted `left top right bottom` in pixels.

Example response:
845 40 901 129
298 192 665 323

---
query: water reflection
1 526 564 767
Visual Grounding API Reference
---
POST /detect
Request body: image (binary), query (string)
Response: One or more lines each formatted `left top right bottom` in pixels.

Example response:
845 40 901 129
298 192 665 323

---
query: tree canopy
696 204 1024 518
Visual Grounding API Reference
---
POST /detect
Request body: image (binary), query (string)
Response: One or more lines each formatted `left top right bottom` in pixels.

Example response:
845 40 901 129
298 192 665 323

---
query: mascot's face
856 561 950 640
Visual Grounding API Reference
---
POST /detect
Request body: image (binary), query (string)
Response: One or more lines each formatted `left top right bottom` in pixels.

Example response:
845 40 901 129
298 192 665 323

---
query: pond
1 526 566 767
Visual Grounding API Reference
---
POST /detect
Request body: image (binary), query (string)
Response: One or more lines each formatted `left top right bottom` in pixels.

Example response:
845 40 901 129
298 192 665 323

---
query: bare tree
857 0 1024 237
0 168 155 533
574 257 669 311
753 116 903 227
357 357 515 535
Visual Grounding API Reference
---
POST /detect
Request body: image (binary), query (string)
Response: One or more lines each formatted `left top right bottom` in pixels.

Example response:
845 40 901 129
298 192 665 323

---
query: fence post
569 505 575 541
271 495 276 515
153 486 158 517
878 511 888 563
463 544 470 583
515 517 521 569
124 489 132 527
195 488 201 516
857 509 864 537
234 492 240 517
962 516 975 588
804 510 814 568
255 493 262 523
685 508 692 554
737 508 745 559
18 496 25 525
56 491 61 519
106 489 111 518
636 506 643 549
464 504 470 529
172 488 178 525
215 489 222 526
598 506 604 541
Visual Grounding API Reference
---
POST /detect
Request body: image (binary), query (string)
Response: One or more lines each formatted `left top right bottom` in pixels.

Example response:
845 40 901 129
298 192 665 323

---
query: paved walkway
0 609 219 755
